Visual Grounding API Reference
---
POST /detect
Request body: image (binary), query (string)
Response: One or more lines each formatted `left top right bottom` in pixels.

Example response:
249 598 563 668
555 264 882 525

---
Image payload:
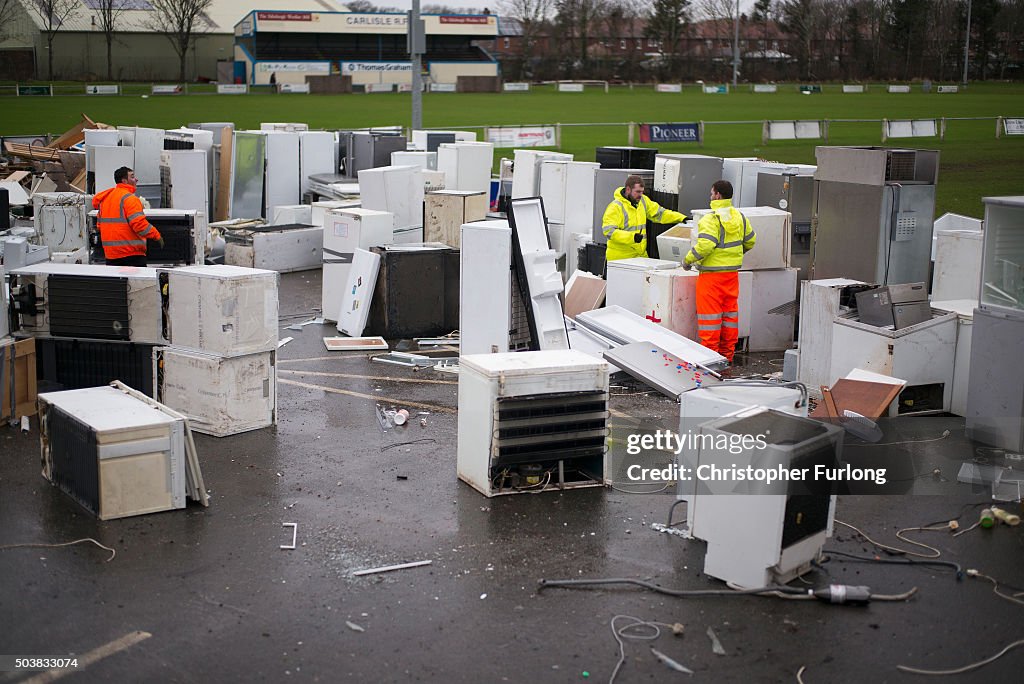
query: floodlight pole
962 0 972 87
410 0 424 131
732 0 740 86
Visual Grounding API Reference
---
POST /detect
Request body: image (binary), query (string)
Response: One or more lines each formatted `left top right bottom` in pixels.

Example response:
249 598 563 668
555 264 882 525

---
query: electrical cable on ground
834 519 941 558
796 665 807 684
665 499 687 527
0 538 116 562
966 570 1024 607
845 430 951 448
380 438 437 452
822 548 963 579
896 637 1024 676
608 615 664 684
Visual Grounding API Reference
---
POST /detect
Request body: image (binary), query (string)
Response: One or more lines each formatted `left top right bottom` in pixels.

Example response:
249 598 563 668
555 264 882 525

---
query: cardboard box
1 337 38 420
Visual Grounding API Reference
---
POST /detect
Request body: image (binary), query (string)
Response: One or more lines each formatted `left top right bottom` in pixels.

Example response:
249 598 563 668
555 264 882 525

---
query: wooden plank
215 125 233 221
1 338 38 420
812 378 903 420
564 270 606 319
4 141 61 162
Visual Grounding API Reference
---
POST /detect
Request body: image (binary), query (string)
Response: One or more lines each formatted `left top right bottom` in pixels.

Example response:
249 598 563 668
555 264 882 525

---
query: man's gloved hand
682 261 693 271
158 237 165 249
633 231 644 244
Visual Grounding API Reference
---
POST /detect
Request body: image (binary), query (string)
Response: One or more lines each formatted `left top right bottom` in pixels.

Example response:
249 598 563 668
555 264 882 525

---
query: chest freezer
38 385 186 520
457 350 610 497
224 223 322 273
32 192 90 253
797 278 874 393
161 264 279 357
607 257 678 314
829 309 957 414
931 299 976 417
89 208 207 267
155 347 276 437
690 206 792 271
932 230 982 301
8 262 164 344
640 267 753 340
749 267 798 352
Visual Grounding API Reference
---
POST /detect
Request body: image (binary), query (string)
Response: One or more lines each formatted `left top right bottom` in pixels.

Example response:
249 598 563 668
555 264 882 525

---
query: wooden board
50 113 99 150
215 125 234 222
811 378 903 420
564 270 606 319
1 338 38 420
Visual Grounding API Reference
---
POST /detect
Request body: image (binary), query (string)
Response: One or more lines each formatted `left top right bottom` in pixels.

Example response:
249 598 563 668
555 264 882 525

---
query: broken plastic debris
345 621 365 633
650 648 693 674
480 593 487 600
707 626 726 655
352 560 432 577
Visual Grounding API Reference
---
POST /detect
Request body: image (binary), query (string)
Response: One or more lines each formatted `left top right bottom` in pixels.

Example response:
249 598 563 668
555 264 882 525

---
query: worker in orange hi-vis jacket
92 166 163 267
683 180 756 363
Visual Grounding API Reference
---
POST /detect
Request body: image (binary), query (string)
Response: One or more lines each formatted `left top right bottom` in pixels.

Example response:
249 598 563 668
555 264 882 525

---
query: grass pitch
4 82 1023 217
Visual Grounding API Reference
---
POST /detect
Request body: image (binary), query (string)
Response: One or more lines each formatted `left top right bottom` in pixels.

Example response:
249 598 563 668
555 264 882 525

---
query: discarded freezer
224 223 322 273
607 257 678 315
424 190 488 248
797 278 874 393
829 309 957 414
689 206 792 271
161 265 279 357
321 208 394 323
457 350 610 497
640 267 753 340
932 229 983 301
38 385 186 520
155 346 277 437
436 142 493 193
367 244 459 339
931 299 976 417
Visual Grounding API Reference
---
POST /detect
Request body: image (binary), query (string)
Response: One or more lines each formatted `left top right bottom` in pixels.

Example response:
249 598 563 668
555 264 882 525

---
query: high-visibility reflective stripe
697 264 741 272
744 232 755 242
603 224 618 237
654 206 664 220
688 247 702 261
97 217 128 224
126 211 145 222
697 232 721 246
103 239 146 246
697 313 721 320
619 203 629 229
722 321 739 329
698 323 722 331
722 311 739 318
137 225 155 237
720 240 744 248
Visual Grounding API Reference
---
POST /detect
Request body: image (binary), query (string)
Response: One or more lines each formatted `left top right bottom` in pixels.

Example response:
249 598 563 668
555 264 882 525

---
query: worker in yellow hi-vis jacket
602 174 686 263
683 180 756 363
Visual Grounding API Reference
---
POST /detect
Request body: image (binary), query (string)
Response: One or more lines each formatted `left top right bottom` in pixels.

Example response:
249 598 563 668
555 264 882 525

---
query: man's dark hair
625 174 644 189
114 167 134 184
712 180 733 199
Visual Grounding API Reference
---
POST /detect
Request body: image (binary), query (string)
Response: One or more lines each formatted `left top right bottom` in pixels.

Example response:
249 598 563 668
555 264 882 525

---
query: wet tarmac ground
1 269 1022 683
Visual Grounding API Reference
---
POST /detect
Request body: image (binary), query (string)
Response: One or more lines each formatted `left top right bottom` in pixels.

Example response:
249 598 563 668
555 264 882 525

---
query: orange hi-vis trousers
695 271 740 362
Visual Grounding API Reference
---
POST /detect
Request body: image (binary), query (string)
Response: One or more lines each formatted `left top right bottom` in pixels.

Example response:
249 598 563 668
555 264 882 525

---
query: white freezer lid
327 207 393 219
142 209 200 219
692 206 791 219
844 368 908 387
427 190 486 197
608 257 679 272
982 195 1024 208
463 219 510 231
9 262 158 278
931 299 977 319
39 386 177 432
935 229 982 240
807 278 870 288
170 264 277 279
377 242 450 252
461 350 609 377
687 384 800 406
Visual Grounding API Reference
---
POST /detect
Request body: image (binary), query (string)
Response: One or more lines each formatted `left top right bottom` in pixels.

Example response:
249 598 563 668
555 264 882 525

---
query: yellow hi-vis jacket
602 187 686 262
683 199 756 271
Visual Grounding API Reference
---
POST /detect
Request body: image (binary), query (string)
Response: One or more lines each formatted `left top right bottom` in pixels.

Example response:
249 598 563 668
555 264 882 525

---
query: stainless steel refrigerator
811 147 939 286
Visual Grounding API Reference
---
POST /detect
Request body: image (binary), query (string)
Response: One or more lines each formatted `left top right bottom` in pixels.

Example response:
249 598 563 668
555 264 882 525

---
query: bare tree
27 0 79 79
554 0 607 75
0 0 21 39
96 0 129 81
498 0 553 79
146 0 214 83
750 0 771 59
646 0 690 76
345 1 379 10
777 0 821 79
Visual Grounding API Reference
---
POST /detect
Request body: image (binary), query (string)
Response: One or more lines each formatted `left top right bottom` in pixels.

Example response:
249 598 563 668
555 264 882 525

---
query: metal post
410 0 424 131
732 0 740 86
962 0 972 87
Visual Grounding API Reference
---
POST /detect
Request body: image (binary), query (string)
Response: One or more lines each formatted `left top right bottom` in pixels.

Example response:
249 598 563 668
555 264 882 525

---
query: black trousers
106 255 148 267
